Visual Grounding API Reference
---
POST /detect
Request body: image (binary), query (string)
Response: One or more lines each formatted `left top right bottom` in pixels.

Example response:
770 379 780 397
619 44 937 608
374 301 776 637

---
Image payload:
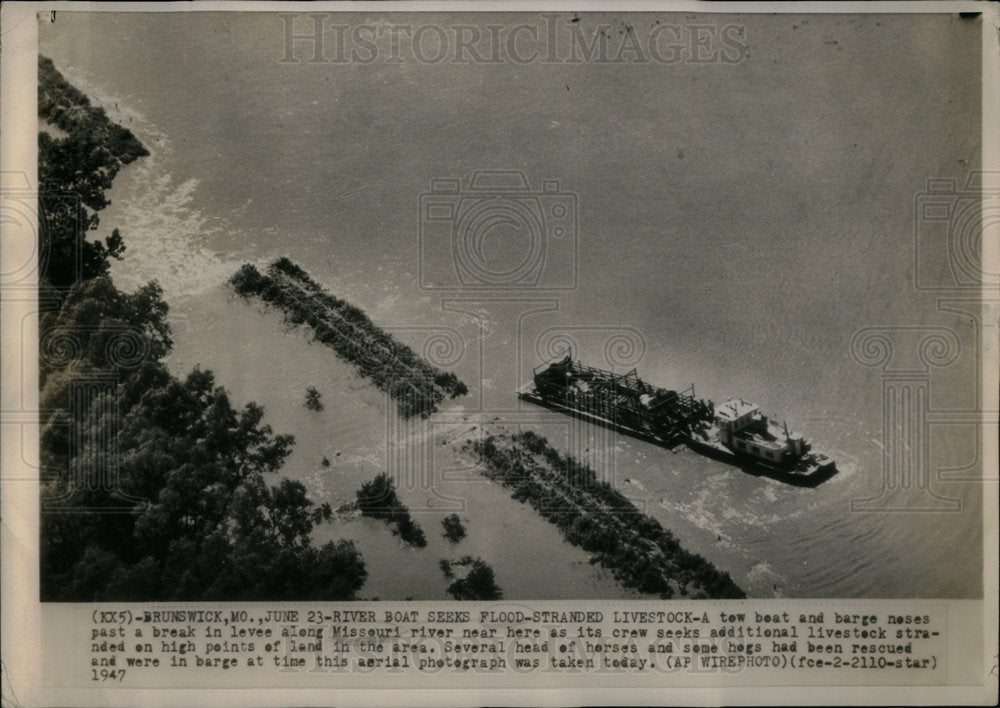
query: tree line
38 56 367 601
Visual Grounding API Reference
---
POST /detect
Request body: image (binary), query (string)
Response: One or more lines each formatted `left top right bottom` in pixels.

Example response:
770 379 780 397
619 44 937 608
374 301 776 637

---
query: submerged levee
462 430 745 599
230 258 467 418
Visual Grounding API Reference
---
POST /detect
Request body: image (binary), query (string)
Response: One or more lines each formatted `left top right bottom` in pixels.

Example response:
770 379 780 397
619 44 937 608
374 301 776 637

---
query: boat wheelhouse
714 399 811 468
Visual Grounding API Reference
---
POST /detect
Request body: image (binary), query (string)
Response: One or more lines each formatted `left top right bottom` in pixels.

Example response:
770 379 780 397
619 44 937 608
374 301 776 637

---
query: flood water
40 11 984 599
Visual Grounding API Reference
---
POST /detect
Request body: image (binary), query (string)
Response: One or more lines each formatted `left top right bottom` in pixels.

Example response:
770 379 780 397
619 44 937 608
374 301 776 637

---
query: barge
518 353 837 486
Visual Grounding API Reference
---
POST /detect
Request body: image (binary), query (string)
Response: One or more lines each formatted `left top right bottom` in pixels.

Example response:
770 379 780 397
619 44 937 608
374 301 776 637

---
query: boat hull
517 386 687 448
685 434 837 488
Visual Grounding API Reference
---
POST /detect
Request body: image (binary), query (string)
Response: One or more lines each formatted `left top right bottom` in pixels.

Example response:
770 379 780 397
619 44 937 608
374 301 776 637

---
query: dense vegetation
440 557 503 600
355 473 427 548
465 430 745 599
38 56 148 291
441 513 466 544
38 57 367 601
230 260 468 418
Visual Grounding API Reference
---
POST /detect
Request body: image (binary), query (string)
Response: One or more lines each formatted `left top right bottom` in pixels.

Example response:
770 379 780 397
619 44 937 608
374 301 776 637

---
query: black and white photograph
2 2 997 705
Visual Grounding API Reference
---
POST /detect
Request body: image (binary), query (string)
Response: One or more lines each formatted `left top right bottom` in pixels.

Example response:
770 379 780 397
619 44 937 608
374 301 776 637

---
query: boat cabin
714 398 806 463
715 399 759 433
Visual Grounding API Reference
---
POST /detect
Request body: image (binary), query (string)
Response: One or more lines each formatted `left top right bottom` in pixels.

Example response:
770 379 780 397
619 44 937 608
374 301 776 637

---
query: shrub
441 514 466 544
446 558 502 600
304 386 324 411
355 473 427 548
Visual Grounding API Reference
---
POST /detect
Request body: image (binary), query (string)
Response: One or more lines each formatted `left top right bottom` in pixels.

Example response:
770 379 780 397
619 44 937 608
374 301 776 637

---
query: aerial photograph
37 11 984 602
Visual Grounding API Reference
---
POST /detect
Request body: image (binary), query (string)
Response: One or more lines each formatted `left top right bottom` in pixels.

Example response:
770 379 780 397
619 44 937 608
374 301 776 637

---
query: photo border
3 1 997 706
